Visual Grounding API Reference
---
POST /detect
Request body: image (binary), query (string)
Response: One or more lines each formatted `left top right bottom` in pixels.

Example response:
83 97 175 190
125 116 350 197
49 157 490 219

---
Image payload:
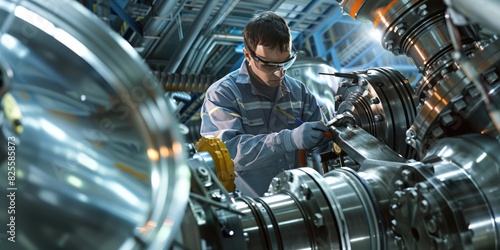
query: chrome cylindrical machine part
338 0 500 158
407 39 500 156
228 167 399 250
447 0 500 35
336 67 418 159
338 0 476 72
287 54 339 120
189 134 500 249
390 134 500 249
0 0 190 249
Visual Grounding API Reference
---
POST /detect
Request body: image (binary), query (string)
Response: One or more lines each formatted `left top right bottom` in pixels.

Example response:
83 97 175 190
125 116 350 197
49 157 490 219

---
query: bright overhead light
369 29 382 42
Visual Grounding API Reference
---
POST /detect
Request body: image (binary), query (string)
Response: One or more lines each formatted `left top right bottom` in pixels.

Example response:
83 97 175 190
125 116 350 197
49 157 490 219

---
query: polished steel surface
0 0 190 249
330 124 407 166
230 168 361 250
2 0 500 249
225 167 399 250
267 168 342 249
234 197 275 249
408 39 500 156
287 54 339 120
391 135 500 249
338 0 497 156
335 67 418 159
407 68 470 154
258 194 312 249
321 167 383 250
339 0 472 72
448 0 500 35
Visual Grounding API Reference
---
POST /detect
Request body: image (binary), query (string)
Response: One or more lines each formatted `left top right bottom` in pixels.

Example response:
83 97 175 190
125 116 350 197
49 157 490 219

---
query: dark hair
243 11 291 53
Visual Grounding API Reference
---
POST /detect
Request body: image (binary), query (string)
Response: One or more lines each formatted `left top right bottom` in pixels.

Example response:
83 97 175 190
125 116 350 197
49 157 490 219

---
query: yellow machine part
333 143 342 154
195 136 235 192
2 92 23 134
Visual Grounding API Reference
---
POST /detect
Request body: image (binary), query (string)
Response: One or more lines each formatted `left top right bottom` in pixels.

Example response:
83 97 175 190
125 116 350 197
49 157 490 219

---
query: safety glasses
247 46 297 73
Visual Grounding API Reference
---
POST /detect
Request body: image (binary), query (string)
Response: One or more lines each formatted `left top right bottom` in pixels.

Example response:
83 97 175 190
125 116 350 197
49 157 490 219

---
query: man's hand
291 121 329 149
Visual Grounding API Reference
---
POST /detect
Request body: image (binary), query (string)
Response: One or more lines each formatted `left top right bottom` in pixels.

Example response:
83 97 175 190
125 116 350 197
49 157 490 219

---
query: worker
200 11 330 196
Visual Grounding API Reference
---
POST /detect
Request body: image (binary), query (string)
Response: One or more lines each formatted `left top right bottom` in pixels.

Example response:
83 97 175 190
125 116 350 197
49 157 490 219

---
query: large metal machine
1 0 500 249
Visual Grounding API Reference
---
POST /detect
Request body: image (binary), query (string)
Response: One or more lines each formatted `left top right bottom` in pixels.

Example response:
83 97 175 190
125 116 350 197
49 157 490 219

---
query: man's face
244 44 296 87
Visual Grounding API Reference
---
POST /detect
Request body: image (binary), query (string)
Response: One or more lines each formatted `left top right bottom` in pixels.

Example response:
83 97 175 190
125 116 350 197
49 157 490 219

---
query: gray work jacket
200 61 326 196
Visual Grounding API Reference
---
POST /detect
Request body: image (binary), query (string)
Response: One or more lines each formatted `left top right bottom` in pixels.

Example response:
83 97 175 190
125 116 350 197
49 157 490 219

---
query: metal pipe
210 47 238 74
446 0 500 34
192 38 217 74
212 34 244 43
205 0 241 31
445 0 500 134
143 0 178 36
183 33 243 74
191 38 237 74
180 35 212 74
164 0 220 73
180 35 208 74
148 0 177 27
180 0 242 74
139 0 188 59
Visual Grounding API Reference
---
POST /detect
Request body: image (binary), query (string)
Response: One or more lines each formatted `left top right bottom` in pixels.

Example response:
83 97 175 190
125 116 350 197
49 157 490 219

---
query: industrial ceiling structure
79 0 418 80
